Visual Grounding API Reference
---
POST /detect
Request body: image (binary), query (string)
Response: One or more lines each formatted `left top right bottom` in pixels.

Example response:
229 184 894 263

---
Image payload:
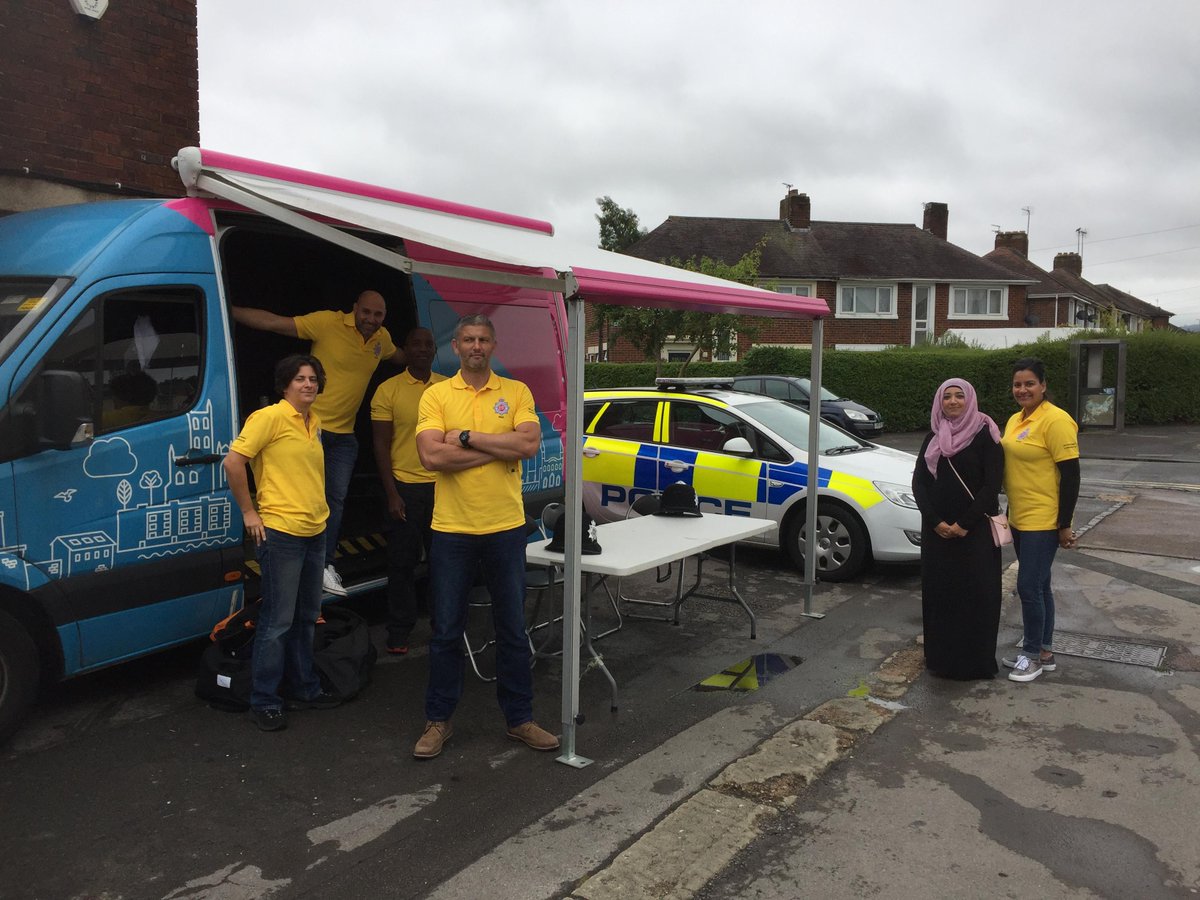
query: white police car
581 379 921 581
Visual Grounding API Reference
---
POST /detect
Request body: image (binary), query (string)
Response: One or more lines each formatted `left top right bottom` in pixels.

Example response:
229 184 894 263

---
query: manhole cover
1018 632 1166 668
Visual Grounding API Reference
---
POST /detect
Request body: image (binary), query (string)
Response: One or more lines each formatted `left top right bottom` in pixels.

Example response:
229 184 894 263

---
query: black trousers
384 480 436 644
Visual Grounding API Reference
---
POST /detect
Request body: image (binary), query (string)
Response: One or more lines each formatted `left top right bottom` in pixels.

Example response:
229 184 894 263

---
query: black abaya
912 427 1005 679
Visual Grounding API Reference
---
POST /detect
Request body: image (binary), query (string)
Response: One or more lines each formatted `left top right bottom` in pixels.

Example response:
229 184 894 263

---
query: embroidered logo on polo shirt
373 343 382 359
1017 427 1030 440
493 399 510 416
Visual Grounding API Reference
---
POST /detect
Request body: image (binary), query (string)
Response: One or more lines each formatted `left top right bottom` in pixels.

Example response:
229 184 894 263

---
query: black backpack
195 601 377 711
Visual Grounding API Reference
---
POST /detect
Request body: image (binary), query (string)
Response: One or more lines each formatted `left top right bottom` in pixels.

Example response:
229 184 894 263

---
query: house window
950 285 1006 318
838 284 895 317
764 282 815 298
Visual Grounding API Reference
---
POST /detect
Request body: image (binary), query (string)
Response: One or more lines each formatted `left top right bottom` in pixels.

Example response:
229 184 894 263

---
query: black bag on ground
194 600 260 711
312 603 377 700
195 601 377 711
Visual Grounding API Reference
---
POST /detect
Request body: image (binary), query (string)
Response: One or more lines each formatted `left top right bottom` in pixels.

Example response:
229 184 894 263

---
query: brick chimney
1054 252 1083 276
922 202 948 240
780 189 811 229
995 230 1029 257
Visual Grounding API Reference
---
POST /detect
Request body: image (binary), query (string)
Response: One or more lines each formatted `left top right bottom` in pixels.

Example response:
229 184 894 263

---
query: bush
584 332 1200 430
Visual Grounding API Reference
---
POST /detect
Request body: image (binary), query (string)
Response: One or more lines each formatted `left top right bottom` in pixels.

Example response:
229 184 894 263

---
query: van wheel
0 611 39 746
784 502 869 582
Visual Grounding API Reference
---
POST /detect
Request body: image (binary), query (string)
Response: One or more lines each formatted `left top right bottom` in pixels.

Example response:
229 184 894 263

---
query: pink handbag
946 459 1011 548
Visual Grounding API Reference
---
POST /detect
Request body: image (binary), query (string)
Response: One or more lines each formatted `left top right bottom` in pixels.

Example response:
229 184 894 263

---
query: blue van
0 155 571 741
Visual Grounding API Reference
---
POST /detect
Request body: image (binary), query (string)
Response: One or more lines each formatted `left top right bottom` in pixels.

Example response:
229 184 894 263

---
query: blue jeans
321 431 358 567
251 527 325 710
425 526 532 726
385 480 435 643
1012 527 1060 657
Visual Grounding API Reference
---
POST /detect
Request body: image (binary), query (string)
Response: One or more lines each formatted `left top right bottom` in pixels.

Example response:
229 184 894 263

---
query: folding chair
462 515 550 682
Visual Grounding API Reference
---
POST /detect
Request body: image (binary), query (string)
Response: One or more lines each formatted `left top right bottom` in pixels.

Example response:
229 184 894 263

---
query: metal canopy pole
802 317 825 618
557 286 591 768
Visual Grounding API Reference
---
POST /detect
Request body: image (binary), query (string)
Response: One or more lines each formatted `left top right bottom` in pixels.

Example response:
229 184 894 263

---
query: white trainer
322 564 348 597
1007 654 1043 683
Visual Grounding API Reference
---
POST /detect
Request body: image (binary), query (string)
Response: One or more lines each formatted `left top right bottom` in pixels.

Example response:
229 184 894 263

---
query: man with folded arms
411 314 558 759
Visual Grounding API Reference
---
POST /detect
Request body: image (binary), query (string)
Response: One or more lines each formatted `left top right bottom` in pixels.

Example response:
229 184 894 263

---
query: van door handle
175 453 222 467
768 479 785 487
582 447 600 458
664 459 690 473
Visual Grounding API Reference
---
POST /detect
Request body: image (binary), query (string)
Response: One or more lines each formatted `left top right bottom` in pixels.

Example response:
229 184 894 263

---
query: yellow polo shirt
417 371 539 535
370 370 446 483
231 400 329 537
294 310 397 434
1001 400 1079 531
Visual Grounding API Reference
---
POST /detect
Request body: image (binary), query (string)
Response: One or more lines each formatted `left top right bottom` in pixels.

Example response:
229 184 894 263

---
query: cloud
83 437 138 478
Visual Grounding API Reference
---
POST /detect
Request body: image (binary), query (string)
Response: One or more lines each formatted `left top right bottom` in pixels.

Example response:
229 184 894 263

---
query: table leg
672 545 757 639
580 573 618 710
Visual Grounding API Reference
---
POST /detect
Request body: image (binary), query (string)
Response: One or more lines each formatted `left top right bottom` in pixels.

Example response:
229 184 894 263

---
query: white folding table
526 514 776 714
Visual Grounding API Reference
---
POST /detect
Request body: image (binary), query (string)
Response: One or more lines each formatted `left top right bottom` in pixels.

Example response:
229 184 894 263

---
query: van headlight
875 481 918 509
845 410 868 421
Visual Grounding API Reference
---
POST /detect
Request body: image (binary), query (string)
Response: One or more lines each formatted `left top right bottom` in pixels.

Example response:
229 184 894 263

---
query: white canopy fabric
174 147 828 320
175 147 829 766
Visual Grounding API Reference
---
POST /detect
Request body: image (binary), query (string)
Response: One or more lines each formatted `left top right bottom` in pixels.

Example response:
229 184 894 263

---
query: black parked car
730 375 885 438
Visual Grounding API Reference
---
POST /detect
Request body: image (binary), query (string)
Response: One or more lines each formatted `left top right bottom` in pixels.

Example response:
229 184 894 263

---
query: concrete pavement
561 426 1200 898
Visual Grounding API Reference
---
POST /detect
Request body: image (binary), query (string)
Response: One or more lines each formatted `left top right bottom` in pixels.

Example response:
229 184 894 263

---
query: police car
581 379 921 581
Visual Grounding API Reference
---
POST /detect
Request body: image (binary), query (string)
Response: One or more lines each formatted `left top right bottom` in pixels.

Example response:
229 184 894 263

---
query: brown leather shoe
413 720 453 759
506 721 560 751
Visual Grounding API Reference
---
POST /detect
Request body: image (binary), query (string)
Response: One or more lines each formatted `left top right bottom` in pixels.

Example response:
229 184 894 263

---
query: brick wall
0 0 199 206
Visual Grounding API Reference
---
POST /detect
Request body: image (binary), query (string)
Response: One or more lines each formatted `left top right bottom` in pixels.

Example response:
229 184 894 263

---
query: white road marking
306 786 442 853
160 863 289 900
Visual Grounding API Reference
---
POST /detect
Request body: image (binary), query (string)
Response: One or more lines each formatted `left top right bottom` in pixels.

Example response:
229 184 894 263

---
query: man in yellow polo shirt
223 354 342 732
232 290 404 597
370 326 445 655
410 314 558 759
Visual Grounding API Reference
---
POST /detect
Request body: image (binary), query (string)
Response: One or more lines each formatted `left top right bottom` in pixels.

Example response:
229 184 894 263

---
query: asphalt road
2 427 1196 900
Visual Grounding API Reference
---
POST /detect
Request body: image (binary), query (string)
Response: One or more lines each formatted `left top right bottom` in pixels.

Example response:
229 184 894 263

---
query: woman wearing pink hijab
911 378 1005 679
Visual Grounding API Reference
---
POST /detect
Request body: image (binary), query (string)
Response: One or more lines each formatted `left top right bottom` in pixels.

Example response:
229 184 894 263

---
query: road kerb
569 641 926 899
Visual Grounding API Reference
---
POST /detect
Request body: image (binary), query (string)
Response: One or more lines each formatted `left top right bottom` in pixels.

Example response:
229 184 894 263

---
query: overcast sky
196 0 1200 326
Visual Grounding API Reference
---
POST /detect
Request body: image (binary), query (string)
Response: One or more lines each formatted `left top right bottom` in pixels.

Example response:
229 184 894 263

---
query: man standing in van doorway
370 326 445 655
231 290 404 598
411 313 558 759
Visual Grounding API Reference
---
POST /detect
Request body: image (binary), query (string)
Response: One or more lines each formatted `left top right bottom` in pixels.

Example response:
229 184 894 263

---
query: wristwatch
459 429 472 448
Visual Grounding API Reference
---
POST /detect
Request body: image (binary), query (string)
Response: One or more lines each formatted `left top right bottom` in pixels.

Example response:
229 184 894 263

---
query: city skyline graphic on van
0 400 235 591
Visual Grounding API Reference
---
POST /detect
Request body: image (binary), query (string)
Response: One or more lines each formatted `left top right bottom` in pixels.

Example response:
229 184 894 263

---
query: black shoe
284 690 342 711
252 707 287 731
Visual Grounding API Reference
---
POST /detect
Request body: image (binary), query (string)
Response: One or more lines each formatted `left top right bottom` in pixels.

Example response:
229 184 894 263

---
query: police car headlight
875 481 918 509
844 410 868 421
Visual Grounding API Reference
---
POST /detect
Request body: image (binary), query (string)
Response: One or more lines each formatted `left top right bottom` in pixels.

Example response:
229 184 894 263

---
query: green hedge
583 331 1200 431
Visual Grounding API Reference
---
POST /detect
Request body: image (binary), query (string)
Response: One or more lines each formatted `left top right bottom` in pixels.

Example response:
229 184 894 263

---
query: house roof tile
627 216 1036 283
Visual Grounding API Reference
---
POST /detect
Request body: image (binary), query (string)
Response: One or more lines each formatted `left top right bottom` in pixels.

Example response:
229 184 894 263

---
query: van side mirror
722 436 754 456
38 370 94 450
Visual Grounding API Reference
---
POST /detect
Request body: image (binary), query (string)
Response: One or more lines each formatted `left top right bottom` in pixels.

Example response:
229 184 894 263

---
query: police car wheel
0 610 40 746
784 502 868 582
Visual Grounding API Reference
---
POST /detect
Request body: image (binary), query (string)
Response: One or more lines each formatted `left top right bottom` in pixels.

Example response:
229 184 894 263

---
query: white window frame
948 284 1008 319
837 282 897 319
762 280 817 298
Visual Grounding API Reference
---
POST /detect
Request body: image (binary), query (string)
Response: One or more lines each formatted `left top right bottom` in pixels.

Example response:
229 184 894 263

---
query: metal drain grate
1019 632 1167 668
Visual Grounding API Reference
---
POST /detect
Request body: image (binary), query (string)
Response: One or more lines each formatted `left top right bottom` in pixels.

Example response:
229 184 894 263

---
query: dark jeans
251 527 325 710
1012 527 1060 656
425 525 532 726
321 430 358 567
385 479 435 644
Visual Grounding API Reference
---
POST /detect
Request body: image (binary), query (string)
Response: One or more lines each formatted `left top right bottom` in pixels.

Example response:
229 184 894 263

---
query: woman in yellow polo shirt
1001 357 1080 684
223 355 342 731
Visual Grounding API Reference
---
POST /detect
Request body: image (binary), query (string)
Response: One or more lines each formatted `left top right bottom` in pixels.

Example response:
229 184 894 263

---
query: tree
595 196 646 252
594 196 652 362
667 241 769 373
